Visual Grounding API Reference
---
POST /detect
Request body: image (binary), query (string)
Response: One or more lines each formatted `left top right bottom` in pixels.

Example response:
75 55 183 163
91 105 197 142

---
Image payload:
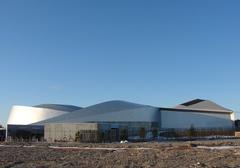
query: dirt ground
1 139 240 168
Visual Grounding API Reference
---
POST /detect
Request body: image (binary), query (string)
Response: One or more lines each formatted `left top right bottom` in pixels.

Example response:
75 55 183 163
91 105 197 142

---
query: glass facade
7 125 44 141
0 129 5 141
96 121 160 141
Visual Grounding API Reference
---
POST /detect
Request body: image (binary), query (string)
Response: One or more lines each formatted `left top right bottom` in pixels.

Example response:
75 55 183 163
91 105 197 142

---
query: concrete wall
44 123 98 142
160 110 234 130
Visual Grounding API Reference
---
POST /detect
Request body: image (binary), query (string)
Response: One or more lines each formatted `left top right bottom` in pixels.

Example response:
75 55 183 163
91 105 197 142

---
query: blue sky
0 0 240 125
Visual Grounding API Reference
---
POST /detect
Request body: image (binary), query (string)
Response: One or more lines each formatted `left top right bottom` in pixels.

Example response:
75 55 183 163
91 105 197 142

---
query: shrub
75 131 81 142
188 124 197 137
152 128 158 139
139 127 146 139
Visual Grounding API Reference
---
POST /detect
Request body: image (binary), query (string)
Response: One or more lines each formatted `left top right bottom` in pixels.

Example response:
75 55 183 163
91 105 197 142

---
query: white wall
161 110 234 129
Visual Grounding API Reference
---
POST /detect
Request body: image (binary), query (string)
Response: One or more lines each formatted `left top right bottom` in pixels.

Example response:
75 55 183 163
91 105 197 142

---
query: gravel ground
1 139 240 168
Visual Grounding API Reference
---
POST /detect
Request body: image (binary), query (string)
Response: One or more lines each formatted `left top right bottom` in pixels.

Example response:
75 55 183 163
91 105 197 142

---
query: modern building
6 99 235 142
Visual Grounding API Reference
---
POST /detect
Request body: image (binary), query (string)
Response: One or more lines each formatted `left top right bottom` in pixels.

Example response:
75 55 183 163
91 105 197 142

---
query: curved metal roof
7 99 233 126
34 100 155 124
34 104 82 112
73 100 145 114
7 105 69 125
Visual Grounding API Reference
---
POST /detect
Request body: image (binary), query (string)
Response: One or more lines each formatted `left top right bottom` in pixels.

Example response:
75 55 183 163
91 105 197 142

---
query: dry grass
1 140 240 168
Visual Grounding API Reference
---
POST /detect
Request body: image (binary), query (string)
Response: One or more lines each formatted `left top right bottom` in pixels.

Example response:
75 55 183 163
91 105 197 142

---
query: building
0 127 6 141
6 99 235 142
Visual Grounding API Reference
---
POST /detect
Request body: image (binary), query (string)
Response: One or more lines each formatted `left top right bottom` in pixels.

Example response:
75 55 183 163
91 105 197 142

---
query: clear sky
0 0 240 126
